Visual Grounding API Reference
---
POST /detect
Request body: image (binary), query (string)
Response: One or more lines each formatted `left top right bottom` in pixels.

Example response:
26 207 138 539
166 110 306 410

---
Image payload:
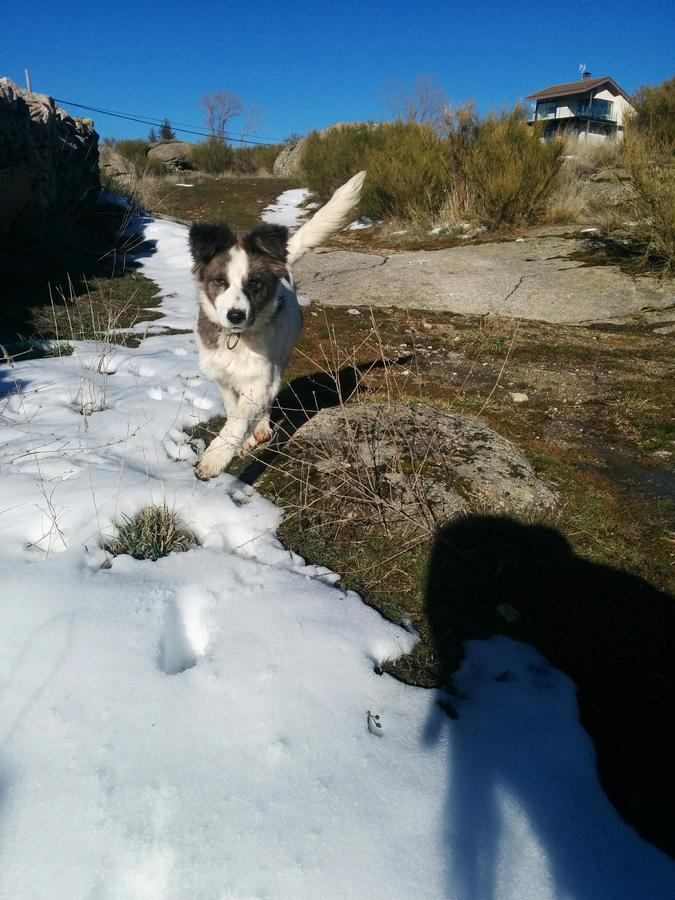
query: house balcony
529 106 617 124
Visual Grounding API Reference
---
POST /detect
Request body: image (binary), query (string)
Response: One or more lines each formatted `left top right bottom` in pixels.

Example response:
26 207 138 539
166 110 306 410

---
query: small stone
347 308 361 316
509 392 529 404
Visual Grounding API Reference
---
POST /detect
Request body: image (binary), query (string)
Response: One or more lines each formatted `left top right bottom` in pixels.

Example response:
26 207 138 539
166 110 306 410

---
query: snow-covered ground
260 188 310 227
1 196 673 898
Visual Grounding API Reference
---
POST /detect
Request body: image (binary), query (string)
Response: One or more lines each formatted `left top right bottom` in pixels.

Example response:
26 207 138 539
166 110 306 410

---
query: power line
53 97 283 146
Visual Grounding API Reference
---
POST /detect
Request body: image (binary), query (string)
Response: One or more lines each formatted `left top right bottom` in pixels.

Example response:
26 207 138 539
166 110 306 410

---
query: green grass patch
611 380 675 455
147 176 299 230
104 504 197 561
30 271 161 345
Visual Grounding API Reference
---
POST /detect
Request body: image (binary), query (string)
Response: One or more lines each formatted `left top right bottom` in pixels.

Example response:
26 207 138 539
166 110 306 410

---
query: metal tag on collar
226 333 240 350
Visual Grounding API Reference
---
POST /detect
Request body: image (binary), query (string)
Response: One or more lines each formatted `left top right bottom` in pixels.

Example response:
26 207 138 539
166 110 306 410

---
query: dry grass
622 129 675 274
300 109 565 229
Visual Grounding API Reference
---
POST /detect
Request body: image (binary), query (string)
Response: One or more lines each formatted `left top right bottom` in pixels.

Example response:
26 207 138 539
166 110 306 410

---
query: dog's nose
227 309 246 325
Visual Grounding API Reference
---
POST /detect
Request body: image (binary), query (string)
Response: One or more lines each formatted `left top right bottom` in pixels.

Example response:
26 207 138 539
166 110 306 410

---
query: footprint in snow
157 591 210 675
129 363 157 378
163 427 197 462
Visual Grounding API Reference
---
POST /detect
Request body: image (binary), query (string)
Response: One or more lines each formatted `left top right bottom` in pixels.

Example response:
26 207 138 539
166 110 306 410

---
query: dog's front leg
195 384 276 480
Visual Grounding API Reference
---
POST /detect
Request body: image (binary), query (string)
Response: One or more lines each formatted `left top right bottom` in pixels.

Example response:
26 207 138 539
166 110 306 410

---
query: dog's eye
212 277 228 288
245 277 263 296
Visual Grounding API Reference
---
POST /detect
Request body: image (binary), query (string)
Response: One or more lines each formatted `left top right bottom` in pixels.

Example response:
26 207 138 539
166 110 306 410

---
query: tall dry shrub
630 77 675 147
623 130 674 273
191 136 234 174
462 109 564 227
360 121 450 220
300 124 383 203
115 140 166 176
231 143 283 174
621 77 675 273
301 106 564 228
301 122 450 219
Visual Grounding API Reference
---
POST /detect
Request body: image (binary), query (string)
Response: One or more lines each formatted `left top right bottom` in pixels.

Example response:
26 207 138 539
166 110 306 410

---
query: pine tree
159 118 176 140
148 127 158 142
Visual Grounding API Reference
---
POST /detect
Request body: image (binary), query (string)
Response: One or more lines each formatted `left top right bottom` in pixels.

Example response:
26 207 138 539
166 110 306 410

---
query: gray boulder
275 402 556 538
99 143 135 178
272 138 306 177
147 140 193 170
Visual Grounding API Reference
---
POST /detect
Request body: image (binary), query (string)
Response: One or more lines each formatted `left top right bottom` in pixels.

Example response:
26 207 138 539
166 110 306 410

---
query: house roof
526 77 631 104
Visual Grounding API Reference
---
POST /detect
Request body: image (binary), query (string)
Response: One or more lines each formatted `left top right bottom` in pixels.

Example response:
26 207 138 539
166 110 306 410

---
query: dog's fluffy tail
286 171 366 265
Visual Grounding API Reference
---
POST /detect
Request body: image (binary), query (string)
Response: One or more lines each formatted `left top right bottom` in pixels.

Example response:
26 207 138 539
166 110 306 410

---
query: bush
116 139 150 172
360 122 450 219
104 504 196 561
619 77 675 273
300 124 383 203
300 109 564 228
115 139 166 176
230 143 283 174
301 122 450 219
191 136 235 174
630 77 675 147
623 128 675 274
460 109 564 227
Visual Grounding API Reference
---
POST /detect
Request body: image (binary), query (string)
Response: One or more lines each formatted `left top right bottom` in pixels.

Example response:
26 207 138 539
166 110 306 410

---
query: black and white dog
189 171 365 479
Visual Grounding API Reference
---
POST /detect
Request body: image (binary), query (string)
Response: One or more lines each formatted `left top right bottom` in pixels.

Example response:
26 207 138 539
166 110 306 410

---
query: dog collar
224 296 286 351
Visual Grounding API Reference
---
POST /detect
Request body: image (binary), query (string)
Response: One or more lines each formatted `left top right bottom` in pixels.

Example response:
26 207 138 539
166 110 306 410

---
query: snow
1 200 673 898
261 188 310 228
346 215 379 230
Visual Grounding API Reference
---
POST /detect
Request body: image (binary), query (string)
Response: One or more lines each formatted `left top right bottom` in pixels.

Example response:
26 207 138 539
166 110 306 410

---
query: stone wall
0 78 100 243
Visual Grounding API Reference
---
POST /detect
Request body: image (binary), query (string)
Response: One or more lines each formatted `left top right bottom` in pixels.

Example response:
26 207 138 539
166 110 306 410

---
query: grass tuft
104 504 197 561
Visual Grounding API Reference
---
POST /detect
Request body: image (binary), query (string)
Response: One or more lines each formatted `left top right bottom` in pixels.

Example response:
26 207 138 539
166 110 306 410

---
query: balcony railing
529 105 616 123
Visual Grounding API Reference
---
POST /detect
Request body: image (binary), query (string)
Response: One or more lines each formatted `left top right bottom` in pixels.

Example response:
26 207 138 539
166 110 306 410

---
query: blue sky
2 0 673 143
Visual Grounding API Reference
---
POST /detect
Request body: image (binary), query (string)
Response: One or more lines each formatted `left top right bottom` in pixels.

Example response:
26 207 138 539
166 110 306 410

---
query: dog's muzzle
223 308 252 332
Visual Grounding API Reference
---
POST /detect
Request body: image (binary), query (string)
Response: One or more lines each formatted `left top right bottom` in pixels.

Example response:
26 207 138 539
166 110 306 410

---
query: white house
526 73 634 142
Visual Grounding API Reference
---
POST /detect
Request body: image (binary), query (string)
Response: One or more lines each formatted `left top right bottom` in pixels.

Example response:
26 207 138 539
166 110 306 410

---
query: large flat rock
294 234 674 324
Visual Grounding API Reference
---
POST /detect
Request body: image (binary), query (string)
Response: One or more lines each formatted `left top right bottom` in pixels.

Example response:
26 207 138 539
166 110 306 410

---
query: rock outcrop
273 139 306 177
98 142 135 179
294 232 675 324
0 78 100 243
264 401 557 541
147 140 194 170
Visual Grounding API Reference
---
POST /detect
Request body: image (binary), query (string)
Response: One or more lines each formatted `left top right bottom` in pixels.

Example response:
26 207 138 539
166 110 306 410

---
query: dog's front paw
253 423 273 444
241 423 273 455
195 452 224 481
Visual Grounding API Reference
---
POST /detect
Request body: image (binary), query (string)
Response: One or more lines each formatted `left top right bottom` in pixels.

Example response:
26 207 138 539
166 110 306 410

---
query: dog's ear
242 224 289 263
189 222 237 275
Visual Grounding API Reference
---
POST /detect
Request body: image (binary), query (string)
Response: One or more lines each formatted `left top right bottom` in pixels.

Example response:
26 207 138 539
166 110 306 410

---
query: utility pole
24 68 31 93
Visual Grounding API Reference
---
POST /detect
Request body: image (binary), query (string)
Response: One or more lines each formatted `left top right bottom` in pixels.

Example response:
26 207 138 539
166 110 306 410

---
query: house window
537 101 556 119
590 99 612 120
576 98 613 120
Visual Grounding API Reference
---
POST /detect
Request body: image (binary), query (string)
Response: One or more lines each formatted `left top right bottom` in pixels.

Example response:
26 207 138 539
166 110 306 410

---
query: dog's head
189 222 289 333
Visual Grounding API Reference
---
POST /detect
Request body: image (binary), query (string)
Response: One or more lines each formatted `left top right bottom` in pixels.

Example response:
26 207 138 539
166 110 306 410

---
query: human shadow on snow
423 515 674 899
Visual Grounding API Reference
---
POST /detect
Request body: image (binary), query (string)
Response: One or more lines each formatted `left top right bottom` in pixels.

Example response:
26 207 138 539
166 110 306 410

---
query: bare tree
239 102 263 144
381 75 449 130
200 91 244 139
